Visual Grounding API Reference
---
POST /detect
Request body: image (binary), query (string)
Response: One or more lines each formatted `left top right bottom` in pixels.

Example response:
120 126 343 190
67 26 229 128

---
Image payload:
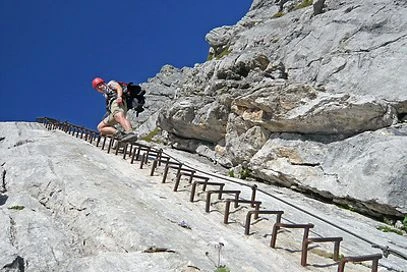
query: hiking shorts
103 100 128 126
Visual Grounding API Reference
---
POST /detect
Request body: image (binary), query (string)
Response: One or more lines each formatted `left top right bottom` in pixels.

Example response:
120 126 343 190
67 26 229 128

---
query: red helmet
92 77 105 89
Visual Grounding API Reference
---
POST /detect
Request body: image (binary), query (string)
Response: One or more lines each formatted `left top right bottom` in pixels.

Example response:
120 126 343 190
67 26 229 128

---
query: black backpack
118 82 146 115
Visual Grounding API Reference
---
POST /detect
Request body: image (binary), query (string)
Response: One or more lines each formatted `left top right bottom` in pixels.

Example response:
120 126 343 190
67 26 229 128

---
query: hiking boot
113 130 125 141
120 131 138 143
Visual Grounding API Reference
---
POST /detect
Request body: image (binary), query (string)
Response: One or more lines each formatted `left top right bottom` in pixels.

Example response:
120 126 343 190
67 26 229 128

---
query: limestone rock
249 125 407 217
3 122 342 272
129 0 407 218
205 26 233 50
158 98 228 143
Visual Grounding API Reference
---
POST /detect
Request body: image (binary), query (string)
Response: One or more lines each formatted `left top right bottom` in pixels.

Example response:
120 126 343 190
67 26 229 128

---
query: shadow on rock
0 194 8 206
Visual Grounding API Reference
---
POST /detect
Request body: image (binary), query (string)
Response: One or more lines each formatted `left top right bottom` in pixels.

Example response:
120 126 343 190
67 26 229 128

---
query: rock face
1 122 311 272
2 122 407 272
131 0 407 218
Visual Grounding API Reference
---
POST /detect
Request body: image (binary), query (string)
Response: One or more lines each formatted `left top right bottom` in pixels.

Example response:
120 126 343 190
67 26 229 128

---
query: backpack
118 82 146 115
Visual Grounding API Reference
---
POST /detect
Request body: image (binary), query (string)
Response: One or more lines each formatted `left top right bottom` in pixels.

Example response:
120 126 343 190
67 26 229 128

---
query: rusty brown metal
140 149 161 169
250 184 257 207
337 253 382 272
123 143 131 159
123 143 132 159
96 134 101 147
140 153 148 168
101 136 107 150
130 144 138 164
190 180 224 202
162 164 180 183
224 199 261 224
173 170 197 191
107 137 113 153
150 158 177 176
155 150 166 166
132 143 152 162
301 236 343 266
244 210 284 235
115 139 121 155
205 190 241 213
162 164 193 184
270 223 314 249
88 131 95 143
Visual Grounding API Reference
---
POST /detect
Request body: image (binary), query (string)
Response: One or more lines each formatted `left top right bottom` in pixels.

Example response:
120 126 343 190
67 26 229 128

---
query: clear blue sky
0 0 252 129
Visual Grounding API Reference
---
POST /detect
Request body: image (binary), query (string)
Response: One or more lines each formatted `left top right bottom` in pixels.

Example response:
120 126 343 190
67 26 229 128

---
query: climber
92 77 138 142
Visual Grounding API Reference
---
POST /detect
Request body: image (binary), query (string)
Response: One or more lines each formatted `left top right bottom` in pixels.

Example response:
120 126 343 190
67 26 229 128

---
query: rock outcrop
0 122 307 272
2 122 407 271
131 0 407 218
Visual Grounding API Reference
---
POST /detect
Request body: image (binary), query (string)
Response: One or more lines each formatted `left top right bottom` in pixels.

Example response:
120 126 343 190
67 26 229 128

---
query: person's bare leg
97 120 117 136
114 112 132 132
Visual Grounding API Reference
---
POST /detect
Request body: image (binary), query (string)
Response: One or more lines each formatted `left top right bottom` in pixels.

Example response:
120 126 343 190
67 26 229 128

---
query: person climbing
92 77 138 142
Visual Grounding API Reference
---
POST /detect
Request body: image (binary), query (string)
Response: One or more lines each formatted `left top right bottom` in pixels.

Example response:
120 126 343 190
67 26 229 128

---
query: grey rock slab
121 0 407 267
249 125 407 217
164 147 407 271
1 122 314 272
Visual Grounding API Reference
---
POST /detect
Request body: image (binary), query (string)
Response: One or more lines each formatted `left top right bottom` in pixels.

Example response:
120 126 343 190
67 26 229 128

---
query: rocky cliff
1 122 407 271
131 0 407 219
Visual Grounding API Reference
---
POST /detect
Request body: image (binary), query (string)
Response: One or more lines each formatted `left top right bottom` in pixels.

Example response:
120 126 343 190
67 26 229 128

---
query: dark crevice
39 198 51 210
398 112 407 122
12 140 34 148
1 168 7 193
143 246 176 253
290 162 321 167
0 194 8 206
2 256 25 272
359 34 407 52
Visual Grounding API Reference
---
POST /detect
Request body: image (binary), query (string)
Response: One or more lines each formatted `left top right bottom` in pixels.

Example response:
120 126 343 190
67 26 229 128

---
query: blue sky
0 0 252 129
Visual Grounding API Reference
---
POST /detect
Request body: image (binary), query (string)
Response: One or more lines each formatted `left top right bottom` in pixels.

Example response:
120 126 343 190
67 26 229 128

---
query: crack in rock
1 167 7 193
359 34 407 52
143 246 176 253
9 216 17 247
11 139 35 149
2 256 25 272
289 162 321 167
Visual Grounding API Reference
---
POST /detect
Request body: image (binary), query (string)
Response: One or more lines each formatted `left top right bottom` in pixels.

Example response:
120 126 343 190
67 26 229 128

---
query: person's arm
110 81 123 104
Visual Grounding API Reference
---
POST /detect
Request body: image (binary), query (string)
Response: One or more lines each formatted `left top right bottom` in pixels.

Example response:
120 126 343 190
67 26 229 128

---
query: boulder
130 0 407 218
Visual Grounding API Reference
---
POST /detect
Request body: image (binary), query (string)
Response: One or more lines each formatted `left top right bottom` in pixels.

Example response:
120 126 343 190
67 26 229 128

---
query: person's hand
117 96 123 105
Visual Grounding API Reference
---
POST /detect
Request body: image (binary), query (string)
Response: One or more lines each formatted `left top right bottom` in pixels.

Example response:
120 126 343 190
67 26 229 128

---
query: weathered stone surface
2 122 407 271
250 125 407 217
205 26 233 50
131 0 407 218
231 83 397 135
1 122 316 272
158 98 229 143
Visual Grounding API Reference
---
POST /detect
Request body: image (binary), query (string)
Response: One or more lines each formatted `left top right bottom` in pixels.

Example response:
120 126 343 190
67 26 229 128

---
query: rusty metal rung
205 190 241 213
301 236 343 266
224 199 262 224
162 164 192 184
337 253 382 272
173 172 210 192
190 180 224 202
150 159 179 176
245 210 284 235
270 222 314 249
131 145 152 163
